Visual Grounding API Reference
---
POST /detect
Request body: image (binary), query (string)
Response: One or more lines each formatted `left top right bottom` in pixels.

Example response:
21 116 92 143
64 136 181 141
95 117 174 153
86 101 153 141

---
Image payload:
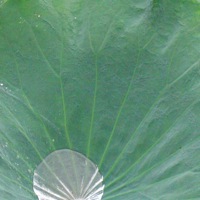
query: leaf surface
1 1 200 199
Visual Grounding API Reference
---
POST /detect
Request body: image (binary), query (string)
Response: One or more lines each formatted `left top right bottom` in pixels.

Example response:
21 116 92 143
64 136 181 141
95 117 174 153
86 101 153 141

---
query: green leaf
1 0 200 199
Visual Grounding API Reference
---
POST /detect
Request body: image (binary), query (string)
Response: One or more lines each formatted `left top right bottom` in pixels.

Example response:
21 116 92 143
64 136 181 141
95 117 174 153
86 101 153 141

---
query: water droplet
0 83 3 86
74 17 77 19
33 149 104 200
38 14 40 18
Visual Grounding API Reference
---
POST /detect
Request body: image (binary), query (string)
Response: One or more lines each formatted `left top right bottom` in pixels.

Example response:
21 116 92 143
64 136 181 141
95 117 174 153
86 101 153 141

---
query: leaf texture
1 0 200 199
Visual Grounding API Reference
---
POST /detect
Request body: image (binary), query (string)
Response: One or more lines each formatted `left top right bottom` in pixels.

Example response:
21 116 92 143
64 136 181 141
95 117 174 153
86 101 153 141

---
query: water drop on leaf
33 149 104 200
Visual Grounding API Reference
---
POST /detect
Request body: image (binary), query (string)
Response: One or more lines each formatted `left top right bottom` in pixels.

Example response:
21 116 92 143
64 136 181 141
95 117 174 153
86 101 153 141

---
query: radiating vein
98 32 155 168
0 103 44 161
105 147 197 198
98 69 135 168
0 152 32 185
104 165 200 200
2 21 59 150
86 6 101 157
24 20 59 78
105 60 200 179
87 56 98 157
168 59 200 87
0 131 34 172
14 57 56 151
105 98 200 193
97 7 123 54
0 83 60 139
0 173 34 195
60 79 72 148
0 104 65 196
21 18 71 149
59 27 72 148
